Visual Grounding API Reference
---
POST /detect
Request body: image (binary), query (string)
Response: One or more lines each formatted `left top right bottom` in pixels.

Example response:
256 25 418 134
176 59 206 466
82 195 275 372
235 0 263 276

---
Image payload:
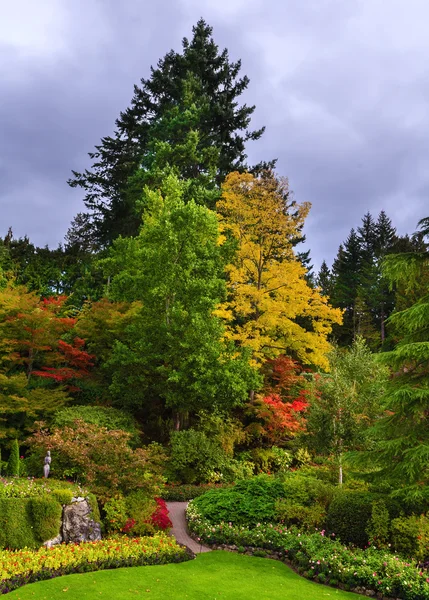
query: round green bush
326 491 378 546
191 475 284 525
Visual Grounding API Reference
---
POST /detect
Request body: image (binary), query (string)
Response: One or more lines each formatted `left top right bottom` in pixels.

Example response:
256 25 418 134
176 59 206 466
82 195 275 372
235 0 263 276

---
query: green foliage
52 406 141 446
0 497 62 549
6 439 19 476
356 224 429 496
104 492 158 536
167 429 227 484
390 514 429 561
30 497 63 543
187 508 429 600
281 474 334 508
274 499 326 530
51 488 74 505
103 495 129 533
0 477 86 499
191 475 284 526
161 483 234 501
26 421 164 502
304 337 388 482
125 491 157 536
326 491 381 547
102 175 259 419
366 500 390 548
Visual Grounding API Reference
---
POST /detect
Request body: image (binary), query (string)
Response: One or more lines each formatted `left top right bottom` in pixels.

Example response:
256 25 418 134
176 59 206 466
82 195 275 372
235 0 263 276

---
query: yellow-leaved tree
216 172 342 370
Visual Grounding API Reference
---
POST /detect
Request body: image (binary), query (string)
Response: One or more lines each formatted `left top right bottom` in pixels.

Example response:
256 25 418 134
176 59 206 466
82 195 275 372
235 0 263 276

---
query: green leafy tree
304 337 388 484
101 175 259 428
68 19 273 247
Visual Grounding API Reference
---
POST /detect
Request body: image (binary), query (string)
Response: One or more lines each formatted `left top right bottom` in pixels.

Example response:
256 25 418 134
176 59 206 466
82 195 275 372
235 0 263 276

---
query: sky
1 0 428 270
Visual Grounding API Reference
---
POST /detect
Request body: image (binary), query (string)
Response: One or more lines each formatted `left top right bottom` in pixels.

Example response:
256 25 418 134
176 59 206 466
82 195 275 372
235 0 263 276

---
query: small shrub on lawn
0 534 190 594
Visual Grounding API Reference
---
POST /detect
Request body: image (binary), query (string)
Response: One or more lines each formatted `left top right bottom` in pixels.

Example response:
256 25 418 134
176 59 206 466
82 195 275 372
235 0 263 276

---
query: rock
44 533 63 548
62 499 101 544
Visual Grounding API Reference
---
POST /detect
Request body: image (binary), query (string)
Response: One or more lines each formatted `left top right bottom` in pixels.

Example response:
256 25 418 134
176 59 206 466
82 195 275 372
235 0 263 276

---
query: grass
6 550 363 600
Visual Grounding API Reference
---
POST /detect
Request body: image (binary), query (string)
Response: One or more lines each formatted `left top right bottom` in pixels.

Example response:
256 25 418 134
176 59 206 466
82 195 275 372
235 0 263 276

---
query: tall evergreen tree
330 230 362 344
315 260 332 297
69 19 274 247
358 217 429 497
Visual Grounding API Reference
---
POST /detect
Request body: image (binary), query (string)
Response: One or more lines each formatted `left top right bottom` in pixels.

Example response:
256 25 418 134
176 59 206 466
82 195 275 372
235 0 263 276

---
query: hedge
0 497 62 549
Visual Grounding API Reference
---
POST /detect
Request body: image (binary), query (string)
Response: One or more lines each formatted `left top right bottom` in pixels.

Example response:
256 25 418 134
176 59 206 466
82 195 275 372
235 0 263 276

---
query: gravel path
166 501 211 554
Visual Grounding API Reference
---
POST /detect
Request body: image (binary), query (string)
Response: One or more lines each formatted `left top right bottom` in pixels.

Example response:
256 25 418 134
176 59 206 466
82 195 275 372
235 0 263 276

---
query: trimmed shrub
6 439 19 477
326 491 376 546
0 497 62 549
30 497 63 543
51 488 74 505
281 473 334 508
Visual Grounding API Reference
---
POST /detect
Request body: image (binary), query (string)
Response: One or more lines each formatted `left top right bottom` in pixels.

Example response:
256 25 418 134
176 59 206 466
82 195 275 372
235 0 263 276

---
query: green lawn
7 550 363 600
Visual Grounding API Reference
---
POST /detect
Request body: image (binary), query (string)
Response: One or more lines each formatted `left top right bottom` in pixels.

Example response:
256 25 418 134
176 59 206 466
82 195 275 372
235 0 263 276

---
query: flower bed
0 533 191 595
187 502 429 600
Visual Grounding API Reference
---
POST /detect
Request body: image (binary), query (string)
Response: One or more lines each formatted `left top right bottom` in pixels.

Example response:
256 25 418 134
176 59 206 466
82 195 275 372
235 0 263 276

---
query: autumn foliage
216 172 342 369
249 356 310 444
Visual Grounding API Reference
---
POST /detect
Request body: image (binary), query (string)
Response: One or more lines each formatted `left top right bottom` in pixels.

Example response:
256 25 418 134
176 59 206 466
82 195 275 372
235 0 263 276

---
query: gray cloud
1 0 428 269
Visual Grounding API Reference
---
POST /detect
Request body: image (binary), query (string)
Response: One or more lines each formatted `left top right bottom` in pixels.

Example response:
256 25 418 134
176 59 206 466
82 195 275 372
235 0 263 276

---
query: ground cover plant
4 550 364 600
0 534 189 595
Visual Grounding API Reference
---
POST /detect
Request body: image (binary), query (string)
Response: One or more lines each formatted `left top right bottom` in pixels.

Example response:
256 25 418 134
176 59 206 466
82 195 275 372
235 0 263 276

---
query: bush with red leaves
151 498 172 530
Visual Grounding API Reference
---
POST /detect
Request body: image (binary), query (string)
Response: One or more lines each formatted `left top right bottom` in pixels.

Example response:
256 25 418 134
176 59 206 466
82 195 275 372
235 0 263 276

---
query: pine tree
315 260 332 297
360 217 429 497
69 19 273 247
330 230 362 344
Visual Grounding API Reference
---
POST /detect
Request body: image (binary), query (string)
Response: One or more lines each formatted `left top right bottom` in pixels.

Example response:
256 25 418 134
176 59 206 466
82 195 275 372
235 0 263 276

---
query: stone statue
43 451 51 478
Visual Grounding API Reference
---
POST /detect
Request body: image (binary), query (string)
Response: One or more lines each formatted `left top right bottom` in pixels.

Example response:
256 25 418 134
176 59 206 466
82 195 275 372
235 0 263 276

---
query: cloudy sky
1 0 428 269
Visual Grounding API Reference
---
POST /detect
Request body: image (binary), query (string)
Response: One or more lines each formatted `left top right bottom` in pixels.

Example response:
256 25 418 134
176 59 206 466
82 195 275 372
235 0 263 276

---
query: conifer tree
69 19 273 247
330 229 361 344
315 260 332 297
360 216 429 497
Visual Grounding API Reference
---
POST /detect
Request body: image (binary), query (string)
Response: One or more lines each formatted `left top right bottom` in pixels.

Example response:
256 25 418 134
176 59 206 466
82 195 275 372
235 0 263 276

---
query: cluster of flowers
151 498 172 530
187 502 429 600
0 533 190 595
0 477 84 499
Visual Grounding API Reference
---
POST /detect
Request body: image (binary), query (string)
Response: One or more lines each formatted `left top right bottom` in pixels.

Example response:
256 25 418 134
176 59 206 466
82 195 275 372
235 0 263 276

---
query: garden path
166 501 211 554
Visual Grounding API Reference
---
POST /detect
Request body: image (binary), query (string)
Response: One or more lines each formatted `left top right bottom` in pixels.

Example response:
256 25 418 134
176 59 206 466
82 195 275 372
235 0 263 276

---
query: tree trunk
380 302 385 343
174 412 181 431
